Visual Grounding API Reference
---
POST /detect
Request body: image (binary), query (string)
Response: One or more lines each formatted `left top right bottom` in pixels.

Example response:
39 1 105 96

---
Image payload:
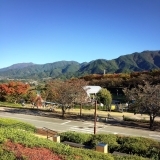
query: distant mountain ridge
0 63 35 72
0 50 160 79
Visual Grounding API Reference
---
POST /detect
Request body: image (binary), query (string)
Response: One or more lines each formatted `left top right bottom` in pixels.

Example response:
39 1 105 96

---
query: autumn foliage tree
0 83 9 101
45 79 88 117
123 81 160 130
26 89 37 104
0 81 30 103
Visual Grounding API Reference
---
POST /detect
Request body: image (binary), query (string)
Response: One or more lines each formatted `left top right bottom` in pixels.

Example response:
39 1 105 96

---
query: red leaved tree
0 81 30 103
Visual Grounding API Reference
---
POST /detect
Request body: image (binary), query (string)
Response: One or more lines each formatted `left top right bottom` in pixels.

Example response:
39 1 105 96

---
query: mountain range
0 50 160 80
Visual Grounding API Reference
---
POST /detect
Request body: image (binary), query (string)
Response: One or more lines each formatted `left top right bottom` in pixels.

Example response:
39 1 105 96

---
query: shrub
90 134 119 153
59 131 93 145
117 136 160 159
0 149 16 160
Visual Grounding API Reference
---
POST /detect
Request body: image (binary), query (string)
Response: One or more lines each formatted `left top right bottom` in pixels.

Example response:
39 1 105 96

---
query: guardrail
42 127 58 139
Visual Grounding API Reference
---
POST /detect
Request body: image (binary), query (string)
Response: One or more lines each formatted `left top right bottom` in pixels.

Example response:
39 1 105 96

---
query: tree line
0 70 160 130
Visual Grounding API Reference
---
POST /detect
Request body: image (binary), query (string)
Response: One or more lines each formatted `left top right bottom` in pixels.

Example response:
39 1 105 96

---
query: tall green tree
97 88 112 111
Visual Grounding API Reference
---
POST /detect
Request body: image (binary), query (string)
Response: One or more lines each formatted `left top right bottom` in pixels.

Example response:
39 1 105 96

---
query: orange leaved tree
0 81 30 103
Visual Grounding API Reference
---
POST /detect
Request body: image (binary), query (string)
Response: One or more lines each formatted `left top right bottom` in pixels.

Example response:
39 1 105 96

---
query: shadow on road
2 107 160 132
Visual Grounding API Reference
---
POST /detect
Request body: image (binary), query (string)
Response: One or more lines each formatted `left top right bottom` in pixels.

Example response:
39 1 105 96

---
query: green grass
0 118 36 132
0 101 22 108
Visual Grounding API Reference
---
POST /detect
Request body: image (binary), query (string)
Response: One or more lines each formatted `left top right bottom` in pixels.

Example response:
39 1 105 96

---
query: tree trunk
149 114 155 130
62 106 65 118
80 103 82 117
109 104 111 112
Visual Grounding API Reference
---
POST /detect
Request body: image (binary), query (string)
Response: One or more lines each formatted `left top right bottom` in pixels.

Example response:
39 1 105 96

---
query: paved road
0 110 160 142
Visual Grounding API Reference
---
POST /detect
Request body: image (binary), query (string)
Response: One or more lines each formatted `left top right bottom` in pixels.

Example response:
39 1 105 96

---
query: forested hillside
0 50 159 79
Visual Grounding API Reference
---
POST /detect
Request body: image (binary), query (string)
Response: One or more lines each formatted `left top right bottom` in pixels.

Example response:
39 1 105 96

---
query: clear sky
0 0 160 69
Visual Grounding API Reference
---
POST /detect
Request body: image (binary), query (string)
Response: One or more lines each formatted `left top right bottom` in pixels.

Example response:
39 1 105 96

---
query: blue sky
0 0 160 69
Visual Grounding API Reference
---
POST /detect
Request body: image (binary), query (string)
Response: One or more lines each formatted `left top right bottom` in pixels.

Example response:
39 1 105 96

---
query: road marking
83 122 93 125
61 121 71 125
70 126 94 134
69 125 105 134
83 122 105 127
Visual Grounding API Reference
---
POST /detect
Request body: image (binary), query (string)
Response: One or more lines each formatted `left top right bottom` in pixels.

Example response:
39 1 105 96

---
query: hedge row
59 131 160 159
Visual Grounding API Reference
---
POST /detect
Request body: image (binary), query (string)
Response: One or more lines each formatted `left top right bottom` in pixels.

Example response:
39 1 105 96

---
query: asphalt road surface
0 110 160 142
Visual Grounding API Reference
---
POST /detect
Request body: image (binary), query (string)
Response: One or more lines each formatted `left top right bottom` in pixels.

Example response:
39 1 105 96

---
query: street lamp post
94 98 97 134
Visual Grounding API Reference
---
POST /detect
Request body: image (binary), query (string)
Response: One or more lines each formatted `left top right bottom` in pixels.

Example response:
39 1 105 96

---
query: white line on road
69 125 105 134
83 122 93 125
70 126 94 134
83 122 105 127
61 121 71 125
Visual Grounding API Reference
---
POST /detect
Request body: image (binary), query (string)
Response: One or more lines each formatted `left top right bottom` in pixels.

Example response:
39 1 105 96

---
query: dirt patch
4 140 65 160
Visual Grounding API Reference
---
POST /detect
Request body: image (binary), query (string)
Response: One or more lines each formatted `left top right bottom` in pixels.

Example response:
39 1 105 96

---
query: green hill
0 50 160 79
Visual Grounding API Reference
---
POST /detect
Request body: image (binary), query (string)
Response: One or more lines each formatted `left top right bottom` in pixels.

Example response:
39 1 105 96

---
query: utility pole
94 99 97 134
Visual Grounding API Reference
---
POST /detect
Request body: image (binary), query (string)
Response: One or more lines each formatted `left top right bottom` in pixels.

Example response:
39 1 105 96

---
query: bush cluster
59 131 160 159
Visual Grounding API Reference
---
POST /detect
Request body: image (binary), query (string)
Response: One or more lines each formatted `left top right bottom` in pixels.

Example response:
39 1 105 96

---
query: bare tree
123 81 160 130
